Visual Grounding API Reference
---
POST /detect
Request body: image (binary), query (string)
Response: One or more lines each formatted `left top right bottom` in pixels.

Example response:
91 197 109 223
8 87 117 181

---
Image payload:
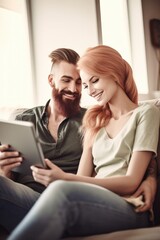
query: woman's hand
0 144 22 178
31 159 66 187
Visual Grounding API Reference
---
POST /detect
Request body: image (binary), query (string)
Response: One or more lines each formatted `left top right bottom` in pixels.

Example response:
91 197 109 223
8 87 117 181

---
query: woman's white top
92 103 160 178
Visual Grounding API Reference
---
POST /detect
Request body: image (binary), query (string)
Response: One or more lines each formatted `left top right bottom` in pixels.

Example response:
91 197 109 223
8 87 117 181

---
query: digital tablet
0 119 46 174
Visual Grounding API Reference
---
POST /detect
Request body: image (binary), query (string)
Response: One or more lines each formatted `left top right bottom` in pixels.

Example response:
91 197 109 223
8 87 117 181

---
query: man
0 48 157 235
0 48 86 232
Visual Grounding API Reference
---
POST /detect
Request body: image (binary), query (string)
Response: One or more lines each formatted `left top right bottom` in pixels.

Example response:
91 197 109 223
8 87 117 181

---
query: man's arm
132 157 158 212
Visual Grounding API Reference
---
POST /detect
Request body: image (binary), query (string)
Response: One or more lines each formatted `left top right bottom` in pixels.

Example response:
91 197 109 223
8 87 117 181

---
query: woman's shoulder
138 102 159 112
137 102 160 119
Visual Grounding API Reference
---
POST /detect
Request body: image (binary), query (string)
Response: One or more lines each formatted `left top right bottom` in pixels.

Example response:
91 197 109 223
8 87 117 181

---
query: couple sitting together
0 45 159 240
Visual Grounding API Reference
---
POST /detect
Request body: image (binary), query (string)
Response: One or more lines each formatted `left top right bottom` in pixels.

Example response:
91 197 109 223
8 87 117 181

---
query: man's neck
47 100 66 141
48 100 66 122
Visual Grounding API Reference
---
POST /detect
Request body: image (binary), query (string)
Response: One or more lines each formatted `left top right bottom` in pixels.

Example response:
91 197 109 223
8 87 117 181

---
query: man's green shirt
14 100 86 192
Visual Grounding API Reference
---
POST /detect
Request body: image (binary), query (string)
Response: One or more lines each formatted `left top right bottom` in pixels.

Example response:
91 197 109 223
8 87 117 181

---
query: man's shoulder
15 105 44 121
80 107 87 115
77 107 87 119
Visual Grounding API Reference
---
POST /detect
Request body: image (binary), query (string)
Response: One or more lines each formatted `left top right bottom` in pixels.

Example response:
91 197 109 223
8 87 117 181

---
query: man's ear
48 74 54 87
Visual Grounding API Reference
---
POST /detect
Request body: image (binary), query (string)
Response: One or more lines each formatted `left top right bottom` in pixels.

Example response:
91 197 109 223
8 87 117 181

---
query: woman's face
80 70 118 106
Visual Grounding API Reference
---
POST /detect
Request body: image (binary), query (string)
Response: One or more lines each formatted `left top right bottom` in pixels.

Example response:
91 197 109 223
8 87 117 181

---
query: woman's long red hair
78 45 138 145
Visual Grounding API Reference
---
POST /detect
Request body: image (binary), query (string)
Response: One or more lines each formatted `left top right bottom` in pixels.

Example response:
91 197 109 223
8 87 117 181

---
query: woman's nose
87 85 95 96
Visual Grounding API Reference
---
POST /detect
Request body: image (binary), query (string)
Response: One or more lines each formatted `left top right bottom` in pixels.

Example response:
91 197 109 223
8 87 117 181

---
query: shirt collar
41 99 51 125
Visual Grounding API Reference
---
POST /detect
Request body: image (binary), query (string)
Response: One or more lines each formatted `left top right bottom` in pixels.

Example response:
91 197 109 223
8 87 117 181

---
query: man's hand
0 144 22 178
132 176 157 212
132 158 157 212
31 159 66 187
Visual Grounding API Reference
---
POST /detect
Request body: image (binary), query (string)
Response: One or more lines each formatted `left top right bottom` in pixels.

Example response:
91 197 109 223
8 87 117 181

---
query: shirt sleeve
133 104 160 156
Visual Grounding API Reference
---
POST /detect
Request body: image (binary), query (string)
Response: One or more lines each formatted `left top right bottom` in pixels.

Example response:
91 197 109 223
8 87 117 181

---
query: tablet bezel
0 119 46 174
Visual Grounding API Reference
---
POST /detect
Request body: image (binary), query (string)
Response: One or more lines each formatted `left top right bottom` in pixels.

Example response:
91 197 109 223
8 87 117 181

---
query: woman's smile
92 91 103 101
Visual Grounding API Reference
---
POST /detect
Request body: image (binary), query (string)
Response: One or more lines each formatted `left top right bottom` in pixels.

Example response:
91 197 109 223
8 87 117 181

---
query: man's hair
49 48 80 67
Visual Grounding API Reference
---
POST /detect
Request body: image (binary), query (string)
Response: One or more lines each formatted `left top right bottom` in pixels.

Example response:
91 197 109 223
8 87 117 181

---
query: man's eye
76 80 82 85
62 78 70 82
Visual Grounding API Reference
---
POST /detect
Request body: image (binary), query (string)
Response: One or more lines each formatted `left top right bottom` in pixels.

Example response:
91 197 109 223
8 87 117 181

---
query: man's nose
69 83 77 92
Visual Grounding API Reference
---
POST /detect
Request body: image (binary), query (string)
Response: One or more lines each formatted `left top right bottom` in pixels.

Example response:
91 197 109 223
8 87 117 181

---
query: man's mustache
61 90 80 98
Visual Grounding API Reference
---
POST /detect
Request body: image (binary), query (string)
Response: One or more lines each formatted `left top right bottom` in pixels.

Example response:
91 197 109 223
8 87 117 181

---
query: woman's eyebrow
89 76 95 82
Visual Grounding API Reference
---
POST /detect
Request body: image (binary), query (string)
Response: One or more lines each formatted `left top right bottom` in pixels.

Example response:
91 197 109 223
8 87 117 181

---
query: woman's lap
7 180 151 240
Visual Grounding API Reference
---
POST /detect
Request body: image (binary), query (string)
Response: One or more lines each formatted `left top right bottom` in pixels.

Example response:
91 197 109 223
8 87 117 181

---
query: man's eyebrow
61 75 81 81
61 75 73 79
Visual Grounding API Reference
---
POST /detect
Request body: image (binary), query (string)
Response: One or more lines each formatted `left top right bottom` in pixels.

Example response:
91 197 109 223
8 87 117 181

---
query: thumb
45 159 54 169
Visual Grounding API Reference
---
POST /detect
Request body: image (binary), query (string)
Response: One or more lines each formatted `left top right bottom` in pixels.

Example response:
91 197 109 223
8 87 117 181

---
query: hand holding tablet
0 119 46 174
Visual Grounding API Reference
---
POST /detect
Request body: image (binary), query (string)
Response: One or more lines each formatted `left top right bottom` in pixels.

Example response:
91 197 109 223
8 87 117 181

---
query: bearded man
0 48 86 233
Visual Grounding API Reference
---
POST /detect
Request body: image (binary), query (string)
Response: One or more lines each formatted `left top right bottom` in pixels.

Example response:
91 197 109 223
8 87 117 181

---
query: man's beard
52 87 81 117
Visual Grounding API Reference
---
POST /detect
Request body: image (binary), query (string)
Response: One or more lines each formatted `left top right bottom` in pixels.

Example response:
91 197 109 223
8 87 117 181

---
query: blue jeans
0 176 40 231
7 180 151 240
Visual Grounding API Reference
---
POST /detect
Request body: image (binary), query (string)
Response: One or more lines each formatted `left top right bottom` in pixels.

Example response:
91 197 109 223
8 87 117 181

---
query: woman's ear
48 74 54 87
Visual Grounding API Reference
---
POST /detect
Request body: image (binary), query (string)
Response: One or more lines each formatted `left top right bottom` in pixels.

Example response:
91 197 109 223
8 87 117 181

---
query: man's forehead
52 61 80 78
53 61 77 71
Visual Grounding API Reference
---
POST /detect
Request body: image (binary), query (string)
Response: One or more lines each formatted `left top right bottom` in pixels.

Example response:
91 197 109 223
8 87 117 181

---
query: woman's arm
77 145 94 176
31 144 152 196
68 150 152 196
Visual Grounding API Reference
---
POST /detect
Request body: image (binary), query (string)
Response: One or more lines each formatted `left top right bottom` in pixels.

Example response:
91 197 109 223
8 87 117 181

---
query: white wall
142 0 160 93
29 0 99 105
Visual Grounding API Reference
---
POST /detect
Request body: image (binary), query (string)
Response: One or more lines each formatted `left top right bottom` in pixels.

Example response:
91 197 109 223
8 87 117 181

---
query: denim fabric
0 176 40 231
8 180 150 240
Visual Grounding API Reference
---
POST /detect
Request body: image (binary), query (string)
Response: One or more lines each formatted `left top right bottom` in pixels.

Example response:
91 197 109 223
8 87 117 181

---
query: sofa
0 98 160 240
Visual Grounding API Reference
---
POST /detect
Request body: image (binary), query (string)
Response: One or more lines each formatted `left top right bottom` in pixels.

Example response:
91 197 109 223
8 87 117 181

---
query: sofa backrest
0 107 27 121
144 99 160 175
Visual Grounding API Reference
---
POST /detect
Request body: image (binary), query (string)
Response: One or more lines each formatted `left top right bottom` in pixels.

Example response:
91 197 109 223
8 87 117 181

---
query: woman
8 45 160 240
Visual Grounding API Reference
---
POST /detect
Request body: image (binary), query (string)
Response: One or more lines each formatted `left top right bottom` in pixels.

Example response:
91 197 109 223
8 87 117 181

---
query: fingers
31 162 56 187
31 166 50 187
0 149 22 165
31 166 47 175
135 202 152 212
31 159 54 175
0 150 20 160
0 144 10 151
135 192 152 213
0 144 23 176
0 144 20 159
0 157 22 166
45 159 54 169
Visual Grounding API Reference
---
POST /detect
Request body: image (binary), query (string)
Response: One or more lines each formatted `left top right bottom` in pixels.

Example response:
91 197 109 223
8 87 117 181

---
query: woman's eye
92 78 99 84
83 85 88 89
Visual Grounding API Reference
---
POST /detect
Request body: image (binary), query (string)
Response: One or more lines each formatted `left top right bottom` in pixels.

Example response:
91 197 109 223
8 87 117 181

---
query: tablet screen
0 119 46 174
